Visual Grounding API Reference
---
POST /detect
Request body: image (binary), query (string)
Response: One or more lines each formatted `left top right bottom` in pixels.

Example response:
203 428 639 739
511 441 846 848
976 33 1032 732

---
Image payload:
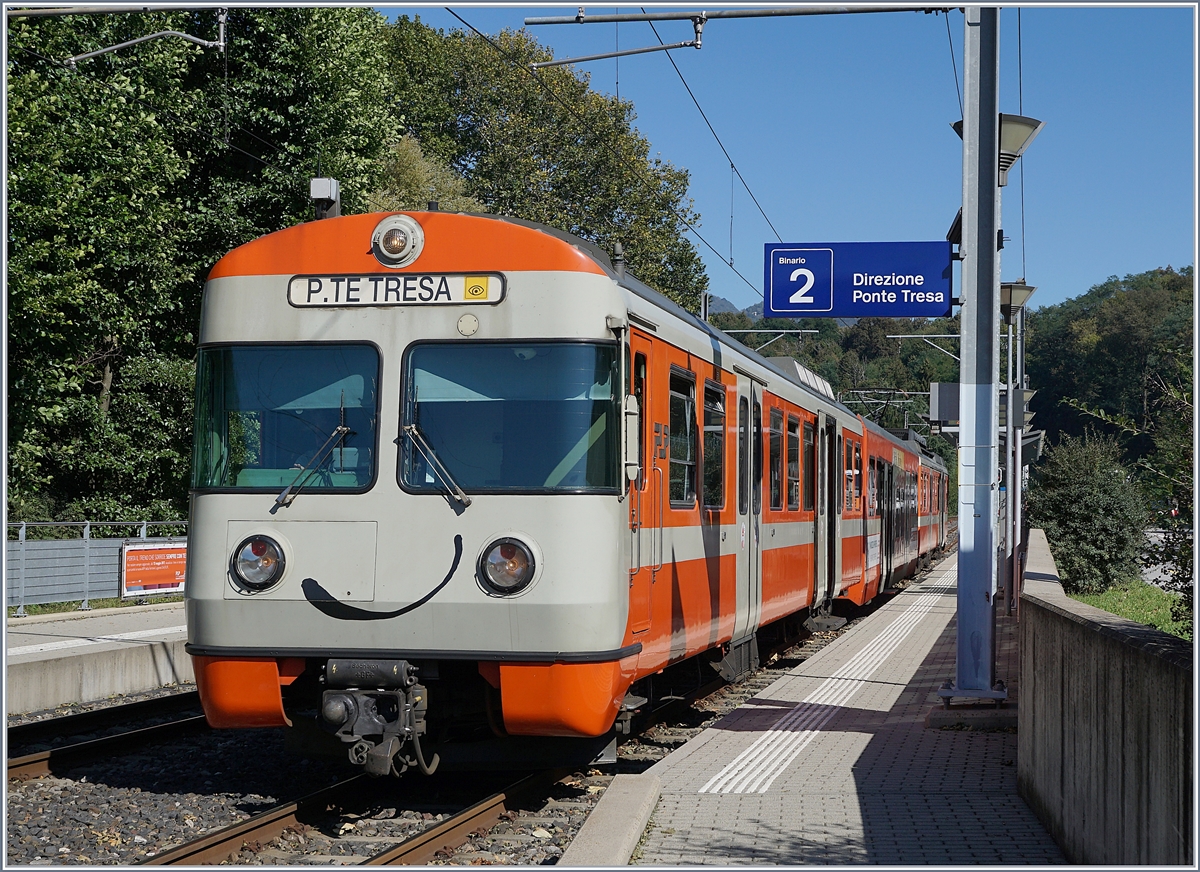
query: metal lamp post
1001 282 1036 614
943 7 1043 705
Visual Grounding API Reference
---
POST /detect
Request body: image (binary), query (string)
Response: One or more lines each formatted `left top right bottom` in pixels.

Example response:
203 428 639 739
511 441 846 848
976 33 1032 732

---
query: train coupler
318 658 438 777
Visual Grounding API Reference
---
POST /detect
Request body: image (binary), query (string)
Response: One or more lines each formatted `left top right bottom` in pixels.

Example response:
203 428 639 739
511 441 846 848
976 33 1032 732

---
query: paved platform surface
635 555 1066 865
6 602 191 715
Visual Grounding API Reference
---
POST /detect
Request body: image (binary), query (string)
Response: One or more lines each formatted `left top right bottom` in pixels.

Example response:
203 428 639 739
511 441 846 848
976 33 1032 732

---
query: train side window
768 408 783 511
844 439 854 513
854 442 862 511
633 353 646 490
702 382 725 509
752 398 763 515
803 421 815 512
786 415 800 511
668 369 697 506
738 397 749 515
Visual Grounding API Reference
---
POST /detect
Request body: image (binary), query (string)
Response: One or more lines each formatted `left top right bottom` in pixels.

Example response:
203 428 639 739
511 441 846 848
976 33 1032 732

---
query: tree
385 17 708 310
1026 433 1146 595
7 8 400 521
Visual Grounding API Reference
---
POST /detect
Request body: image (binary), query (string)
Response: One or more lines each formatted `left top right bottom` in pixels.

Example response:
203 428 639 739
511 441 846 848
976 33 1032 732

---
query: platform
633 555 1066 865
6 601 192 716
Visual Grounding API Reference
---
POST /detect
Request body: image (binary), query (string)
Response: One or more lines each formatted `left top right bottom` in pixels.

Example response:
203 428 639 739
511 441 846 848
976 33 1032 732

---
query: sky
381 2 1195 313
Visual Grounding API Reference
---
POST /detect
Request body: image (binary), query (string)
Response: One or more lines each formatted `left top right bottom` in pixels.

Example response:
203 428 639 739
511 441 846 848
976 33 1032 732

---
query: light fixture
1000 281 1037 323
951 114 1046 186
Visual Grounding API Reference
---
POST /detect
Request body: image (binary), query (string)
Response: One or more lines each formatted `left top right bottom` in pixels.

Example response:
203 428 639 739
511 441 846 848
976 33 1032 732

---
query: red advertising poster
122 541 187 598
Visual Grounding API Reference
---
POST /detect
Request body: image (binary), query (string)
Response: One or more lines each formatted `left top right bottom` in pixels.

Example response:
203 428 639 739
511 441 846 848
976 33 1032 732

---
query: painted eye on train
231 535 286 591
478 537 536 595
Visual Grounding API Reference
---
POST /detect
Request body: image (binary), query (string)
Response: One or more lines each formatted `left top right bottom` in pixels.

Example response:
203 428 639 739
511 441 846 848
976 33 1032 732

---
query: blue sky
383 4 1195 312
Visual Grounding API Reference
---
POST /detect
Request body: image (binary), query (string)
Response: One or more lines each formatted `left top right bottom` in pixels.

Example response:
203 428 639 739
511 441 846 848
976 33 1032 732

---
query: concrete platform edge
559 773 661 867
7 639 194 715
7 600 183 627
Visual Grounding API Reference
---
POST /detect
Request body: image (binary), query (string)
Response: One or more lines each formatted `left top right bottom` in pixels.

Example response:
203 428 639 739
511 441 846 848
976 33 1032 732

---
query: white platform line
8 625 188 657
700 572 955 794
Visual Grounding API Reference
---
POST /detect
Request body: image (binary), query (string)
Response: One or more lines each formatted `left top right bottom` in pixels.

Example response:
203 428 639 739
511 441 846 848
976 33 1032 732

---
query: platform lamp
952 114 1046 187
1000 281 1037 614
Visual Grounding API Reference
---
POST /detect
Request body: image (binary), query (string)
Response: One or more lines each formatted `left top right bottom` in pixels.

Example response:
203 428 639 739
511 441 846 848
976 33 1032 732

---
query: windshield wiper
271 423 353 513
402 423 473 508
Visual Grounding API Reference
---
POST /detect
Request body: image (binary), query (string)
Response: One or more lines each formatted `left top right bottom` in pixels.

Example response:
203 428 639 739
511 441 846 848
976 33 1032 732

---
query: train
185 209 948 776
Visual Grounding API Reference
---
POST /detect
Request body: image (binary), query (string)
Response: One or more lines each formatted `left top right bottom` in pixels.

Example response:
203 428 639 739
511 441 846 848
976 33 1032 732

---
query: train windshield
192 344 379 491
402 342 620 494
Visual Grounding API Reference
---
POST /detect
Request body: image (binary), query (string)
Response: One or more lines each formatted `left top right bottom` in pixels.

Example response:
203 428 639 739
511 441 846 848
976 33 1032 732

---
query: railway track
7 692 209 780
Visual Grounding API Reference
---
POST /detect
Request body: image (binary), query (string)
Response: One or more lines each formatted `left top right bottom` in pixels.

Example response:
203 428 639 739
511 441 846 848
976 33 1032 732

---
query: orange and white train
185 210 949 775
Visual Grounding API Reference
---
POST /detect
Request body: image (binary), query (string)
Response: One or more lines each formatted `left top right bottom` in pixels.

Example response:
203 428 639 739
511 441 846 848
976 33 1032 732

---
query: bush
1027 433 1146 594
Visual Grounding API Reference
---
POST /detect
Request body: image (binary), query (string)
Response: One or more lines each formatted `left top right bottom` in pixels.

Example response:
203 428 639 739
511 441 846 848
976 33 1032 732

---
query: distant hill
706 294 740 315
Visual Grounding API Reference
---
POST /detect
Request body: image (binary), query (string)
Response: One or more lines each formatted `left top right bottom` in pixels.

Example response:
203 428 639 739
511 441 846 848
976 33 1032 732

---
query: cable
644 11 783 242
944 11 962 118
445 7 762 297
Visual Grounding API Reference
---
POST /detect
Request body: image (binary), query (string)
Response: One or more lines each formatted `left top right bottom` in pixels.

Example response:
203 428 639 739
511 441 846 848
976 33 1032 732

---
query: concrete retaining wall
7 640 194 715
1018 528 1193 865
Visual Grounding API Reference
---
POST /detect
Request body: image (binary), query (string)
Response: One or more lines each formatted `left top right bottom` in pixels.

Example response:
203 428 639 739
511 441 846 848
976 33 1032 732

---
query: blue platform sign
764 241 953 319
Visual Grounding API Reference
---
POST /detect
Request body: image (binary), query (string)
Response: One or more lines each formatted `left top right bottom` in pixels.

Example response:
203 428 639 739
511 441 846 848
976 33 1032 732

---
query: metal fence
6 522 187 615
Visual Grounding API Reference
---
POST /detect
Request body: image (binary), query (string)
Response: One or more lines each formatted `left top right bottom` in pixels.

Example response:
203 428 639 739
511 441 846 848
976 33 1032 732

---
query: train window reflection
402 342 620 494
192 344 379 490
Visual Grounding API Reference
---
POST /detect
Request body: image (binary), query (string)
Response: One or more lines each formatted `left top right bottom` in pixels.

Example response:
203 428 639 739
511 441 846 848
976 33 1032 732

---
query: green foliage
1027 433 1146 595
372 134 484 213
7 9 399 521
386 17 708 310
1071 578 1191 641
1026 266 1192 453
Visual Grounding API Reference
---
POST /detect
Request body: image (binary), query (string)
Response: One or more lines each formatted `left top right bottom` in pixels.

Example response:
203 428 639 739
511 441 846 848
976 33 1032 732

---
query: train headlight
371 214 424 268
231 535 286 590
478 537 535 595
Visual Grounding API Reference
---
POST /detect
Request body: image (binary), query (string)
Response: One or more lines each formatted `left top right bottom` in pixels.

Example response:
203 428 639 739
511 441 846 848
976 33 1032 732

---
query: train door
732 376 763 644
627 332 654 634
881 463 894 587
814 412 841 608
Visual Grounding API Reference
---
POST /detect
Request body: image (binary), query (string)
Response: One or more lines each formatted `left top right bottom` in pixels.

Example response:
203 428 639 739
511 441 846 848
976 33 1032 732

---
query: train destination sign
288 273 506 307
763 241 953 319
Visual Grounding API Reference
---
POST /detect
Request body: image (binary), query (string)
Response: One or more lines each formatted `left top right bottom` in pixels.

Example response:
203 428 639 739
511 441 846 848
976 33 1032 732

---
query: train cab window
853 442 863 511
786 415 800 511
401 341 620 494
193 344 379 491
702 383 725 509
668 370 697 506
802 421 815 512
738 397 749 515
633 353 647 489
768 408 783 511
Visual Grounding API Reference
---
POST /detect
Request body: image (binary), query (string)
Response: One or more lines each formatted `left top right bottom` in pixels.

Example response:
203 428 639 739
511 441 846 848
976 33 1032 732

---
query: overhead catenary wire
944 10 962 118
643 11 783 243
445 7 763 298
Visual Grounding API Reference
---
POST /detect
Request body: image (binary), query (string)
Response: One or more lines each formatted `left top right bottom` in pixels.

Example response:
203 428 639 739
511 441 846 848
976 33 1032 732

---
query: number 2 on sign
789 268 815 304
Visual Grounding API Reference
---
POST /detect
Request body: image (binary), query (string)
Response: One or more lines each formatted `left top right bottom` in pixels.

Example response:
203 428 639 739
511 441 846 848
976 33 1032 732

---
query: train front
186 212 637 775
